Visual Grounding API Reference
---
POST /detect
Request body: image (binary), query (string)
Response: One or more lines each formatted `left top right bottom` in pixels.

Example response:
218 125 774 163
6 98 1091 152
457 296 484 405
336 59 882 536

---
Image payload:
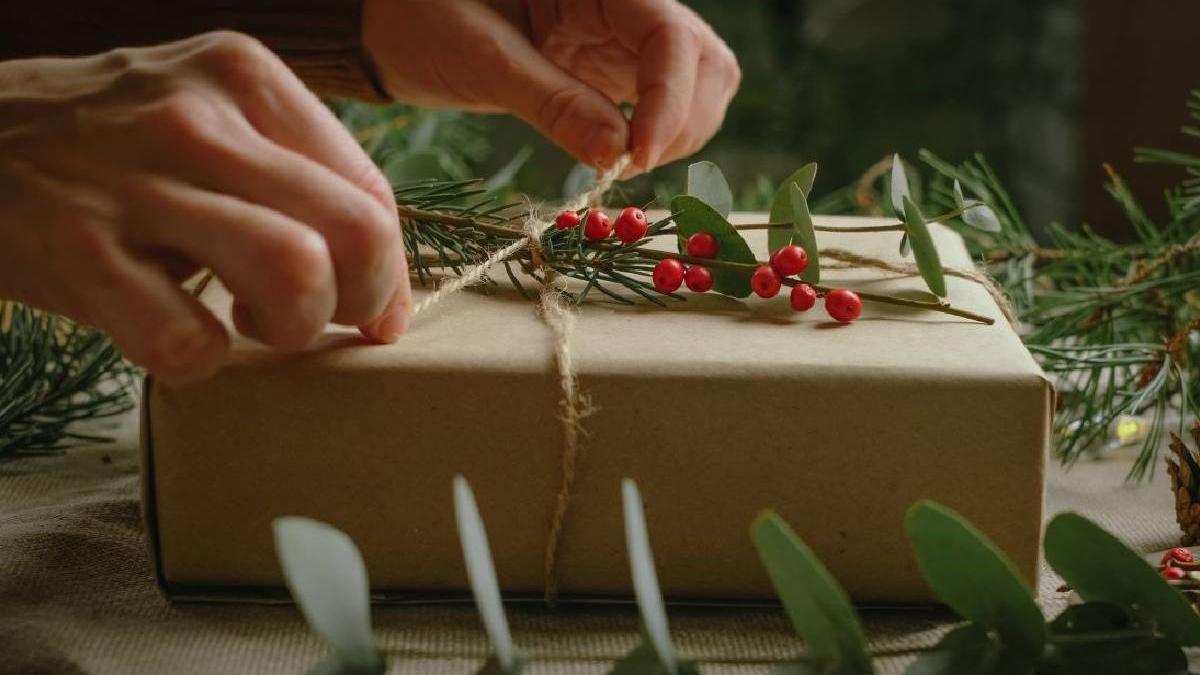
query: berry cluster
1160 547 1197 582
555 209 865 323
556 206 649 244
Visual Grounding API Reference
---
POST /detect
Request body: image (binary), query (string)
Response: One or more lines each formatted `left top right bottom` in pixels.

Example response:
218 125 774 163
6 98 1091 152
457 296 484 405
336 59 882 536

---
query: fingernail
373 305 409 342
585 126 622 167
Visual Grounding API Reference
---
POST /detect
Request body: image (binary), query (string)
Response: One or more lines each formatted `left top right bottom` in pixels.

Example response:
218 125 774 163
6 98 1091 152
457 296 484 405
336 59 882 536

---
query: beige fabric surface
0 406 1187 674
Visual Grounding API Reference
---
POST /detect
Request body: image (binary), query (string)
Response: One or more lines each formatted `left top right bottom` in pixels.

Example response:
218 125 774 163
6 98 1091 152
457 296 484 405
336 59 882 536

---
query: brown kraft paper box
141 214 1052 604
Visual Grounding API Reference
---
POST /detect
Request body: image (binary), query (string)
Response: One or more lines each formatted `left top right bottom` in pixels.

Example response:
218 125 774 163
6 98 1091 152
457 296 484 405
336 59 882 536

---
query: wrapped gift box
141 214 1052 603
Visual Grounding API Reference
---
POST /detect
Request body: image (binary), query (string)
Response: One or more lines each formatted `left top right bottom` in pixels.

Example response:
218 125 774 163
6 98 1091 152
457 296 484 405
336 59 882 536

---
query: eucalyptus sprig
395 159 999 325
276 478 1197 675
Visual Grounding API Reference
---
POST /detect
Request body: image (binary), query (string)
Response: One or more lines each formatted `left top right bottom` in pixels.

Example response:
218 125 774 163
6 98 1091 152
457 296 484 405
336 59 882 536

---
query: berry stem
589 244 997 325
398 203 996 325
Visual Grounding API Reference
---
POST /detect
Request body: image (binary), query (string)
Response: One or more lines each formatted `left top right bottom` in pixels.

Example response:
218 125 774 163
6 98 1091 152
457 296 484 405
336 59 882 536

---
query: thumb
477 31 629 168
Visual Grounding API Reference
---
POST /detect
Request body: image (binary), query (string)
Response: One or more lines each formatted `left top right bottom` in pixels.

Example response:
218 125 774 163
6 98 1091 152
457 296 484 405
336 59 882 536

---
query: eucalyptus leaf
905 502 1045 660
904 624 1033 675
901 197 947 297
768 163 818 254
453 476 520 673
962 202 1003 233
955 179 1002 232
622 479 678 675
687 161 734 217
273 517 385 675
788 184 821 283
890 154 911 216
951 180 1001 233
750 512 873 675
1045 513 1200 646
670 195 757 297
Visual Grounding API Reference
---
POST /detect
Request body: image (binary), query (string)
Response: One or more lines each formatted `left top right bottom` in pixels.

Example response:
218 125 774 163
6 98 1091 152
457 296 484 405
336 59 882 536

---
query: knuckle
50 215 118 270
148 90 217 139
264 228 332 302
194 31 277 84
337 199 397 270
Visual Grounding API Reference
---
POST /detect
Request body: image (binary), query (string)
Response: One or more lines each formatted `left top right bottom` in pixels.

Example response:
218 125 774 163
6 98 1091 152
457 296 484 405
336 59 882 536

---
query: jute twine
408 155 629 604
821 247 1018 326
404 158 1015 604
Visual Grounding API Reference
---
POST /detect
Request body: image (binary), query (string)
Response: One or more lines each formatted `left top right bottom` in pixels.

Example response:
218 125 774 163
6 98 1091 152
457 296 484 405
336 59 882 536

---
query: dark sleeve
0 0 389 101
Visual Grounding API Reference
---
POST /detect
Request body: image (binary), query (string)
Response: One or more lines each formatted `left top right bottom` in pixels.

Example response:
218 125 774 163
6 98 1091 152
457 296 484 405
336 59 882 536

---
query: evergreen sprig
912 91 1200 479
0 303 136 457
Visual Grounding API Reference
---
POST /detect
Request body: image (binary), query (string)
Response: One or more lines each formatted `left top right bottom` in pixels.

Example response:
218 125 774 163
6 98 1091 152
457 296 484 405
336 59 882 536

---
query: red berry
614 207 649 243
1163 566 1187 581
1163 547 1195 565
651 258 685 293
825 289 863 323
684 265 713 293
750 265 781 298
770 245 809 278
555 210 581 230
685 232 719 259
790 283 817 311
584 210 612 241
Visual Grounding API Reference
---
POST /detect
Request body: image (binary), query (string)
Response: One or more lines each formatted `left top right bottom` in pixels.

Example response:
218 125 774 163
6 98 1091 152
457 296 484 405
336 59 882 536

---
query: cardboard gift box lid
142 214 1052 604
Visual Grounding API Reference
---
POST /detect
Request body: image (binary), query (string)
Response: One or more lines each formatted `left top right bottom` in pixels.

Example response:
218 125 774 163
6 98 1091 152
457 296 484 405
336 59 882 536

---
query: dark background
471 0 1200 241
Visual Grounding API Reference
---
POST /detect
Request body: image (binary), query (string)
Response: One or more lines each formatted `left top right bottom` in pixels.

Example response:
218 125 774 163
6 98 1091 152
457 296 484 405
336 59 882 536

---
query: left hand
363 0 741 175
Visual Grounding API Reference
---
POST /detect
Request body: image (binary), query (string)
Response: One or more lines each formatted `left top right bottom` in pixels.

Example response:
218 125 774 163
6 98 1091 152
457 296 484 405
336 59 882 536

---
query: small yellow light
1114 416 1147 445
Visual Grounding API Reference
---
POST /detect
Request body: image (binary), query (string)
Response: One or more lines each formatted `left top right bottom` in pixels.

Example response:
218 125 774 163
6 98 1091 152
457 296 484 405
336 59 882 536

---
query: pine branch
0 303 137 458
920 101 1200 478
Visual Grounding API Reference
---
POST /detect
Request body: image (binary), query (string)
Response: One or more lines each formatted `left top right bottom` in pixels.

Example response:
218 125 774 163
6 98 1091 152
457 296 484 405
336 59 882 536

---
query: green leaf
890 154 911 215
901 197 947 297
273 517 386 675
905 502 1045 659
788 184 821 283
1045 512 1200 646
453 476 520 673
954 180 1002 233
750 511 873 675
687 161 733 217
768 163 818 254
904 624 1034 675
622 480 679 673
670 195 757 298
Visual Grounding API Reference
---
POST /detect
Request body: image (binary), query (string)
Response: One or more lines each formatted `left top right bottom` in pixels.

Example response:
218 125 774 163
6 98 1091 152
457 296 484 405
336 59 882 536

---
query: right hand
0 31 411 385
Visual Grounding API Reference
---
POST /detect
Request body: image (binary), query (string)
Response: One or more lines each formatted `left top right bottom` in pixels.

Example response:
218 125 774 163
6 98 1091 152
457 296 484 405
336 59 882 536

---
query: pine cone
1167 422 1200 545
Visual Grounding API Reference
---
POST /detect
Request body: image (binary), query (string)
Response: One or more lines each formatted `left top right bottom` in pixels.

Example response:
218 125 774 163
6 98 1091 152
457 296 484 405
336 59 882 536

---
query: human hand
362 0 740 175
0 31 411 385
